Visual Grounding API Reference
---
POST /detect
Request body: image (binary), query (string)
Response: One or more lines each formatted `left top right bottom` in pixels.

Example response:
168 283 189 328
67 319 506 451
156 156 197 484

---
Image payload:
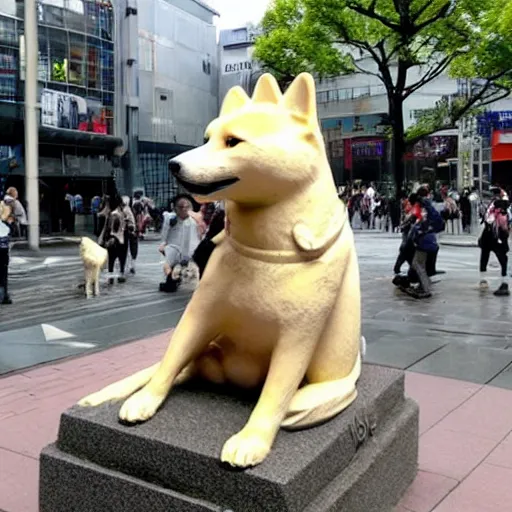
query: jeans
411 250 431 293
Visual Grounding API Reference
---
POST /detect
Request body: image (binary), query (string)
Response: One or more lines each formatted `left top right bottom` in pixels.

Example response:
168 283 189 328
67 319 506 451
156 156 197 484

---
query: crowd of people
1 179 511 306
90 189 225 294
340 182 511 299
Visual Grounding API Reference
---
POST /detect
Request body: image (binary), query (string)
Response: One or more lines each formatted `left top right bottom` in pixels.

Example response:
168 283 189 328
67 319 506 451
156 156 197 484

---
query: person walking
403 187 444 299
98 193 136 284
478 186 510 296
0 199 13 304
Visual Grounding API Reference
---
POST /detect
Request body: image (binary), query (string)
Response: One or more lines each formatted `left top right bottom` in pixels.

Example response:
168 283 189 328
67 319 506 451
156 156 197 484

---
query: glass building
0 0 122 234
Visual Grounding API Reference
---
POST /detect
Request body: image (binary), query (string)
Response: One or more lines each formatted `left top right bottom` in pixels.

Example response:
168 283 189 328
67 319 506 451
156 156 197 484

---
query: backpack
484 201 509 241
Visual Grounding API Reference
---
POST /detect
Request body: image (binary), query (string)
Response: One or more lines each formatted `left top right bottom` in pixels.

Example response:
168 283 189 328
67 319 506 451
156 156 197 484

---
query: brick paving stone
419 426 498 481
397 470 458 512
433 463 512 512
404 372 482 435
434 385 512 442
485 431 512 470
0 448 39 512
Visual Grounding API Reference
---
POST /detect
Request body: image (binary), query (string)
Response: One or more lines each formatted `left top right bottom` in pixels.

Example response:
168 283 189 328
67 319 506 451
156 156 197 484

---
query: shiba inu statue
80 237 108 299
79 73 363 468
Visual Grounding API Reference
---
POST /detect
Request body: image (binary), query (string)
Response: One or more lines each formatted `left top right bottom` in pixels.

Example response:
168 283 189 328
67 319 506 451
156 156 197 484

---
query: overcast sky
210 0 271 29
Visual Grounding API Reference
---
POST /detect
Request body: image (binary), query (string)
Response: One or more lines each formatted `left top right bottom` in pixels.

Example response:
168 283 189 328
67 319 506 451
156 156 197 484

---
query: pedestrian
478 186 510 296
98 193 136 284
158 194 201 292
0 199 13 304
4 187 27 239
122 195 139 275
63 184 76 233
91 195 101 236
193 202 226 278
403 186 444 299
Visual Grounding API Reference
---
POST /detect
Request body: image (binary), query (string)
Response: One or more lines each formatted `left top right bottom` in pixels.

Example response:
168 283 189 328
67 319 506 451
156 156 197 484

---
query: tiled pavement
1 332 512 512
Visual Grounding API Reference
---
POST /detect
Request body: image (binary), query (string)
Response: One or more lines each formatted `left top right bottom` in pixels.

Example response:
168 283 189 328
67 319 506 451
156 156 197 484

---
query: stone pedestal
40 364 418 512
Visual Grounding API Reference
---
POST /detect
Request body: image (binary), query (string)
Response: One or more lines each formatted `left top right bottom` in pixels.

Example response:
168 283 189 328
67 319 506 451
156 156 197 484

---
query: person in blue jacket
405 186 445 299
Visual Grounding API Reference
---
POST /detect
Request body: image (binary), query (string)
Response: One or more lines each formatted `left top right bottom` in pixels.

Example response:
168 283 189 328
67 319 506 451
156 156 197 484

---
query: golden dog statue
79 73 363 468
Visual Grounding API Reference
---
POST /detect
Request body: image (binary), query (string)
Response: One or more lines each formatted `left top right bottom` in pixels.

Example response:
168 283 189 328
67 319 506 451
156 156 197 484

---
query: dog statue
80 237 108 299
79 73 363 468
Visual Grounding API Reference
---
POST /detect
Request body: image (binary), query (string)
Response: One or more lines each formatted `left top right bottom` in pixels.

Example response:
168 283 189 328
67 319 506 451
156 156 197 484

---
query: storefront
321 114 388 185
0 0 123 233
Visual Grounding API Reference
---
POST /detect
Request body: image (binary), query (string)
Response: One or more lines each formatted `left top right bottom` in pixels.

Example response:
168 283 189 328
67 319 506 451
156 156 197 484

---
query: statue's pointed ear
282 73 317 122
251 73 282 104
219 86 250 117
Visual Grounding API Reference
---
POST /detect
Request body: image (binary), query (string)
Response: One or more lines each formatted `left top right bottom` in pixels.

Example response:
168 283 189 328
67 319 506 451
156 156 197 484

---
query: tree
254 0 512 194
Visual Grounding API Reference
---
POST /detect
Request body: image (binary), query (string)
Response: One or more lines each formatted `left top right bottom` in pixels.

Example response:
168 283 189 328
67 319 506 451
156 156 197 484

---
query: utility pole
24 0 40 251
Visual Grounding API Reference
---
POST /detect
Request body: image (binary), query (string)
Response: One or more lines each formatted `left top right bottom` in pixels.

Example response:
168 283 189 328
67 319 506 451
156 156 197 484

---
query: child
0 200 12 304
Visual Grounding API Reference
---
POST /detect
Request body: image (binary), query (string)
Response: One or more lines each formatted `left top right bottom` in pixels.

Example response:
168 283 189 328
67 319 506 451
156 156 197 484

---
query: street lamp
24 0 40 251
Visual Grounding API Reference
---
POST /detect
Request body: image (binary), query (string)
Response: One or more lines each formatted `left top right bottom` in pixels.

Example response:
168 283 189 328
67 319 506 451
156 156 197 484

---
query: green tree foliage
254 0 512 192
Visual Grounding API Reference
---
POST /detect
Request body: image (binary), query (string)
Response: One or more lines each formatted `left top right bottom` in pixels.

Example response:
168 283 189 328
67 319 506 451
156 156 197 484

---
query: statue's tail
282 337 364 430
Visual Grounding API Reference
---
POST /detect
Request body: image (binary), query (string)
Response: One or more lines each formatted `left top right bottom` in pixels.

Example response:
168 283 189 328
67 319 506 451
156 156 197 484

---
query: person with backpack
478 186 510 296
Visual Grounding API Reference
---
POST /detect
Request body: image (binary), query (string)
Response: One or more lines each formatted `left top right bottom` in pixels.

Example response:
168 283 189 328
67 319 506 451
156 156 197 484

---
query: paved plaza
1 232 512 511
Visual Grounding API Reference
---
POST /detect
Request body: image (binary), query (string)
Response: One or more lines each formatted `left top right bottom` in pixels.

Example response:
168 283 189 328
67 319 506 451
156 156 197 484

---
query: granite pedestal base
40 364 419 512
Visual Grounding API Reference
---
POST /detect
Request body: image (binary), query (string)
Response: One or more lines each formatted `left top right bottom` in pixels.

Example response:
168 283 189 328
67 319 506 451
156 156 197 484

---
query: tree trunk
388 94 406 200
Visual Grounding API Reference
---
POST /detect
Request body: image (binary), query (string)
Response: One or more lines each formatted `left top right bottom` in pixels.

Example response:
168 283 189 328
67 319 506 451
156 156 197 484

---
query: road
1 233 512 388
0 241 192 374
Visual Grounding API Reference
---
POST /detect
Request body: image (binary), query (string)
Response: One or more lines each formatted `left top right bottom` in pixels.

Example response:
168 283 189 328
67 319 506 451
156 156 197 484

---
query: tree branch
403 54 458 98
411 0 432 22
415 2 452 32
346 0 401 31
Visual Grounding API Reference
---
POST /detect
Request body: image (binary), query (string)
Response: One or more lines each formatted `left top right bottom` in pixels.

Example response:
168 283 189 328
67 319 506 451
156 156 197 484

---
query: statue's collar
218 215 346 264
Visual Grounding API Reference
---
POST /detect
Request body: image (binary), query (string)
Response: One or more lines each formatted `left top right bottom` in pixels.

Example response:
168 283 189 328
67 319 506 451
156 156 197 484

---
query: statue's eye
226 137 243 148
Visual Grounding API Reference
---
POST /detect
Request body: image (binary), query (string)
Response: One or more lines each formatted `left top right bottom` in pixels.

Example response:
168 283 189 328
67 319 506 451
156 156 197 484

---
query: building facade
132 0 219 208
0 0 123 233
0 0 221 233
219 34 512 191
218 25 260 108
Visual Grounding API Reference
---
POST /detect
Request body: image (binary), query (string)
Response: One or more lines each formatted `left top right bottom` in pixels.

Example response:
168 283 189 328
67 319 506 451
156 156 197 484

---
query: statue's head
169 73 327 206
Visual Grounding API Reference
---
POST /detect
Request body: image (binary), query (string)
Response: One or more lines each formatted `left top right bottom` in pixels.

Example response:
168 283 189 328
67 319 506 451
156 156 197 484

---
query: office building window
65 0 86 32
37 29 50 81
86 36 100 89
100 40 113 91
48 28 68 82
0 46 18 101
68 32 85 85
40 0 66 28
0 15 16 46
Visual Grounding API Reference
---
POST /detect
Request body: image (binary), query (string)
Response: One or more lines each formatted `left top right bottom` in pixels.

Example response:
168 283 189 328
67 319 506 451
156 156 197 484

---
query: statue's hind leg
283 245 362 429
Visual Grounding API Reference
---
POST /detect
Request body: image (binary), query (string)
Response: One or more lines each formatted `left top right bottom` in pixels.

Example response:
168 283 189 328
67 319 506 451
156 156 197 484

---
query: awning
492 130 512 162
39 126 124 152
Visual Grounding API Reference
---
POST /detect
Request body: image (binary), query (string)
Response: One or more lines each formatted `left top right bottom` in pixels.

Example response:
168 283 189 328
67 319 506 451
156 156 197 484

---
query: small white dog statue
80 237 108 299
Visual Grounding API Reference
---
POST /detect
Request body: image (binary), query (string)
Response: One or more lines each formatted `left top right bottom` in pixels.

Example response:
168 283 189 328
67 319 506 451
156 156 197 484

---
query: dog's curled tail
281 342 363 430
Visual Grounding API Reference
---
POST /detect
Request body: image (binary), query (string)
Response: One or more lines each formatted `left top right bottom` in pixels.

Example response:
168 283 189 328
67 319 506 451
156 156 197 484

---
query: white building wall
137 0 219 147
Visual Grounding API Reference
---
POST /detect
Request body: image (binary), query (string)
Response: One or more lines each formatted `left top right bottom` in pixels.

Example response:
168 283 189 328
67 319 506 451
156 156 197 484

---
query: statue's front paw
119 388 165 423
221 428 272 468
78 391 106 407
